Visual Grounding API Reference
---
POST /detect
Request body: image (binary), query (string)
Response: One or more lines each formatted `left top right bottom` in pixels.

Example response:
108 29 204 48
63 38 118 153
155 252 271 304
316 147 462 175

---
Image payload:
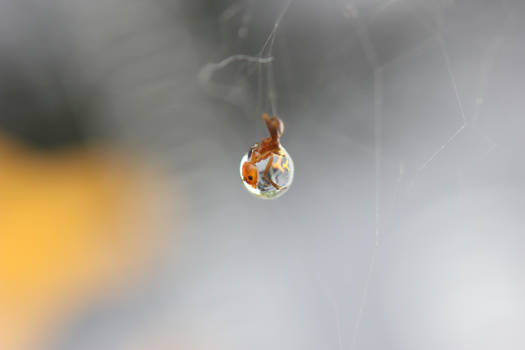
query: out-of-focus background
1 0 524 349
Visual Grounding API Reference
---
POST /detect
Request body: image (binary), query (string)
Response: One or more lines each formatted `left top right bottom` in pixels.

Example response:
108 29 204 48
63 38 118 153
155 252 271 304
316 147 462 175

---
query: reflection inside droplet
240 145 294 199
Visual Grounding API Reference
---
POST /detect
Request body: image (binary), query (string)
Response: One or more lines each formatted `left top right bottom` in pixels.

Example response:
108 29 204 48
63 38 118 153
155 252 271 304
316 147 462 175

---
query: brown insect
241 113 287 190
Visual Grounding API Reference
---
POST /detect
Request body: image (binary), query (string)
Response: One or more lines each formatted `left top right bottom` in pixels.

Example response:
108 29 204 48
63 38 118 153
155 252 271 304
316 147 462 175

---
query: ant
241 113 289 190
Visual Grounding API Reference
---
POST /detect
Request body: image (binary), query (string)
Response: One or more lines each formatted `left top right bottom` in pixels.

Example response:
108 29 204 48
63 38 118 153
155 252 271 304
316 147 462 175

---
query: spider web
16 0 521 349
199 0 514 349
198 0 296 120
347 1 510 348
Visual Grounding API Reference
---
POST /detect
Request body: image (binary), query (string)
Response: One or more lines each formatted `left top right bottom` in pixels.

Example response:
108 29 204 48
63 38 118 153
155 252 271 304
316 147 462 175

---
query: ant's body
241 113 288 190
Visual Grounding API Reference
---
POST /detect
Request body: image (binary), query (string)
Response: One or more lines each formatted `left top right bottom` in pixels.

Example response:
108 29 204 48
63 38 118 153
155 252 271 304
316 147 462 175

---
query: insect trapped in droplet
240 113 294 199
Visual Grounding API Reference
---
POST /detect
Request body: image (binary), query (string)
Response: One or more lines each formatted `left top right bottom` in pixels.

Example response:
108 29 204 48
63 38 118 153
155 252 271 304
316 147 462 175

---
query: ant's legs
264 156 281 190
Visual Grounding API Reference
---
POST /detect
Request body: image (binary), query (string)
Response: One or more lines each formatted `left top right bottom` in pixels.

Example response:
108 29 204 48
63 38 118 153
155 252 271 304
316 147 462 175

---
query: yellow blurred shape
0 136 162 350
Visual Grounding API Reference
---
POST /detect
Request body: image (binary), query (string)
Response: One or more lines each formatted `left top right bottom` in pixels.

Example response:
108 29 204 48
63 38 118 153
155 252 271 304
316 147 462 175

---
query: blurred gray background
1 0 525 349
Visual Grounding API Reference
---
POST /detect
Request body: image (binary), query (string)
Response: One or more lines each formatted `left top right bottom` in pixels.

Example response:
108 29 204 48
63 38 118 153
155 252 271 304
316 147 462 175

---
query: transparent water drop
240 145 294 199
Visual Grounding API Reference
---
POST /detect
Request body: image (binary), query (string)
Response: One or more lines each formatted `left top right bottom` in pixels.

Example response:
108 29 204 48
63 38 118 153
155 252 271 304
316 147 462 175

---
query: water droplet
240 145 294 199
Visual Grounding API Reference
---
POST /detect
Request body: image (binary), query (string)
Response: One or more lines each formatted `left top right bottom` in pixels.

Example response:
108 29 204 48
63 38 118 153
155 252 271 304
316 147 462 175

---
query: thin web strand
413 33 467 176
348 6 382 347
400 2 467 183
313 273 344 350
351 67 384 350
256 0 296 116
257 0 296 57
266 32 279 116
